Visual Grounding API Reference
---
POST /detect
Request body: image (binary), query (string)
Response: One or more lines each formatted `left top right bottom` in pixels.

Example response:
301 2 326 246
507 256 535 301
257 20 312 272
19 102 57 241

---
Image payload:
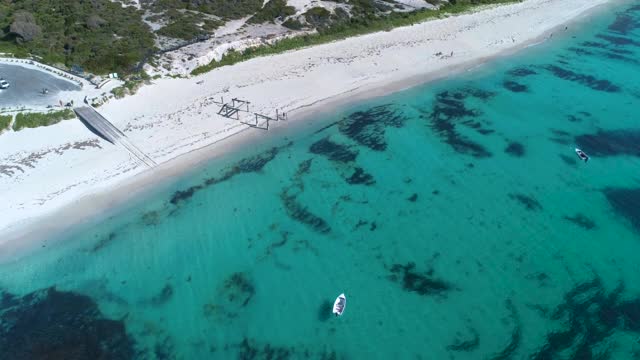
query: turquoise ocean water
2 3 640 359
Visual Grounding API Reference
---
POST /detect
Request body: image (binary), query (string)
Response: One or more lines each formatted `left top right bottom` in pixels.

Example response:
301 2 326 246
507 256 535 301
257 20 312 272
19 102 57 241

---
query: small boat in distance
575 148 589 162
0 78 9 89
333 293 346 317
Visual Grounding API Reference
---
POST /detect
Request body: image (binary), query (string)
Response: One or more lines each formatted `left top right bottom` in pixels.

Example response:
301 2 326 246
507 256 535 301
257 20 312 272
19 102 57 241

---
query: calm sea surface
2 3 640 359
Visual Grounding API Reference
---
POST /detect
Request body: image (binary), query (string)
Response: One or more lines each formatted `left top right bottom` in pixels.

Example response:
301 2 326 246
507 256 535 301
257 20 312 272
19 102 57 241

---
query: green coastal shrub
110 75 147 99
304 7 331 27
248 0 296 24
0 0 155 74
157 20 205 40
12 109 76 131
203 0 264 19
282 18 305 30
0 115 12 131
146 0 263 20
156 10 222 40
202 19 224 32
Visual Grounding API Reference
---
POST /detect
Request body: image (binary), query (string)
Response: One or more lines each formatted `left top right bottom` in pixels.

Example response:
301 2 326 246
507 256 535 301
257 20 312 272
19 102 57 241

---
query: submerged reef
566 111 592 123
153 335 175 360
507 67 538 77
296 158 313 177
346 167 375 185
309 137 358 163
542 64 620 92
563 213 597 230
291 158 313 191
170 144 288 205
596 33 638 46
0 287 135 360
575 129 640 157
237 338 292 359
608 2 640 36
279 159 332 234
338 104 406 151
214 337 345 359
260 231 290 259
223 272 255 307
489 299 522 360
609 12 636 35
141 210 161 226
149 284 174 306
308 135 375 186
388 262 453 296
571 36 639 66
530 277 640 359
424 87 494 158
203 272 256 321
603 187 640 234
509 193 542 211
504 141 525 157
503 80 528 93
447 327 480 352
90 231 118 253
280 190 332 234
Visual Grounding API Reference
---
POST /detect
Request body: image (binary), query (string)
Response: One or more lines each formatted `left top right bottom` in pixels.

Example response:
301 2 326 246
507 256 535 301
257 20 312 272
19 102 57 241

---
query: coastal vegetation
157 18 206 41
303 7 332 28
111 71 152 99
192 0 520 75
248 0 296 24
0 0 518 76
0 115 11 131
145 0 264 20
12 109 76 131
155 9 223 40
0 0 154 74
282 18 305 30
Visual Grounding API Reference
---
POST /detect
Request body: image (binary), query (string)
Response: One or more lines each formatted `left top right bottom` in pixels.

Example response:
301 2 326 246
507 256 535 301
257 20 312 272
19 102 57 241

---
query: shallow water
0 64 81 109
2 3 640 359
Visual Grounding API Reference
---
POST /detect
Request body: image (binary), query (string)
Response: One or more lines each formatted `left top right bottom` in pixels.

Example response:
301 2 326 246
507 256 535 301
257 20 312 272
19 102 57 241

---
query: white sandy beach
0 0 613 252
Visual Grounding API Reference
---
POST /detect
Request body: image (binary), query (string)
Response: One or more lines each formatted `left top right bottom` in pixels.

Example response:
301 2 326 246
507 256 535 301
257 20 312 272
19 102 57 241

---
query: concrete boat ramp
74 106 157 168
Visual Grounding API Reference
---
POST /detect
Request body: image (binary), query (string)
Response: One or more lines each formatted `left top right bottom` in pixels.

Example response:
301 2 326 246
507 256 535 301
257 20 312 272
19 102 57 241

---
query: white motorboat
333 293 346 317
0 79 9 89
575 148 589 162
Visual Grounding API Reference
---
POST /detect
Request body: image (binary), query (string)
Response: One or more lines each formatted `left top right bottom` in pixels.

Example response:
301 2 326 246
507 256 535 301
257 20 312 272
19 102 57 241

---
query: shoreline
271 0 615 123
0 0 617 260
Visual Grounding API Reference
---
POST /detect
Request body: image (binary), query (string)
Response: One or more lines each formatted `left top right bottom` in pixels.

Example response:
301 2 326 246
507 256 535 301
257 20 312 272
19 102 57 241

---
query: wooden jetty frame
217 103 240 120
216 97 287 131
